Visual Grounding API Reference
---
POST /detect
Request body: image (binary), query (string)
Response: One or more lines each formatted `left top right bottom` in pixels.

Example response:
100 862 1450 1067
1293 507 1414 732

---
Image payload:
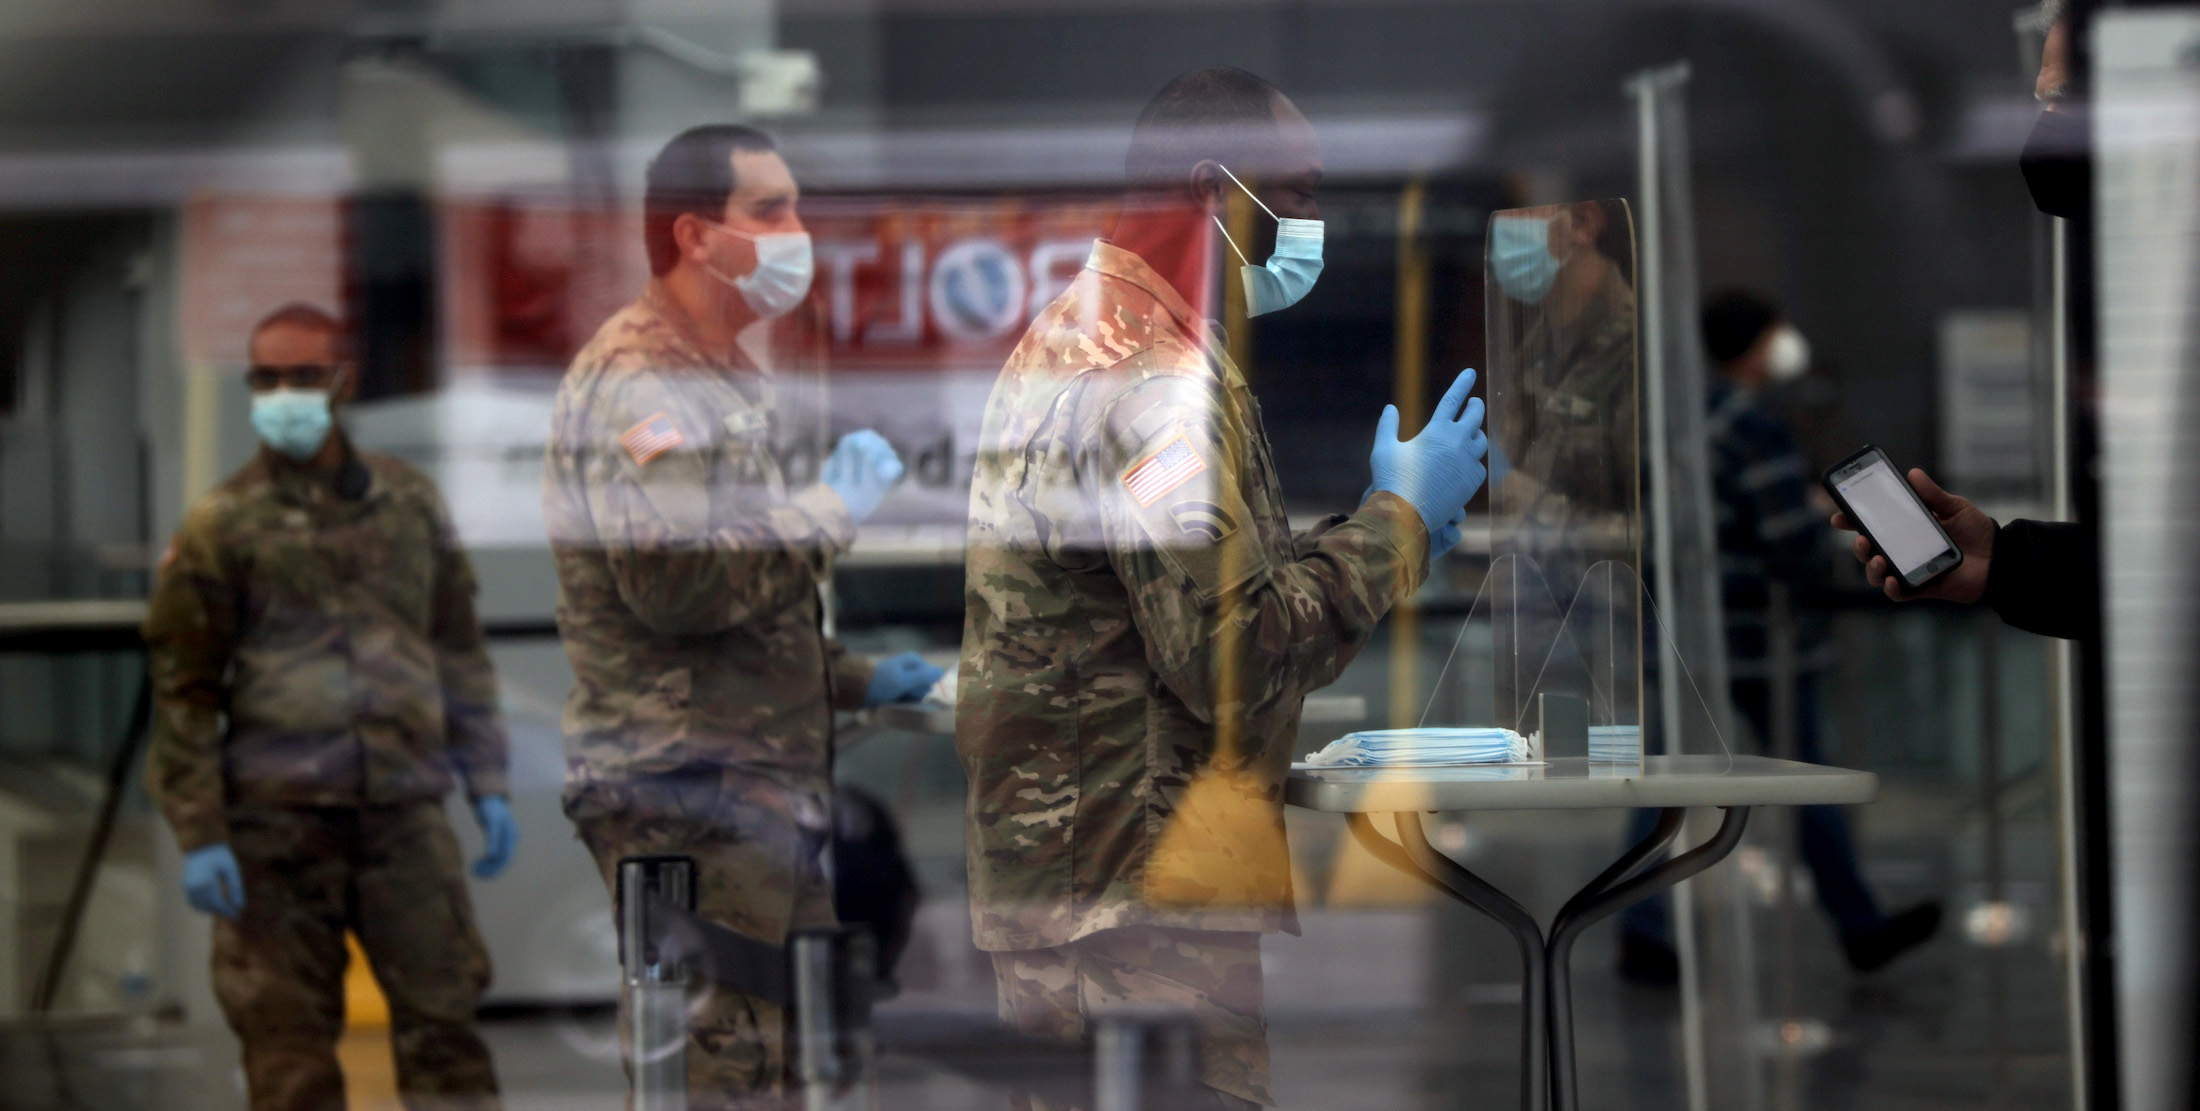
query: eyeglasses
246 364 342 391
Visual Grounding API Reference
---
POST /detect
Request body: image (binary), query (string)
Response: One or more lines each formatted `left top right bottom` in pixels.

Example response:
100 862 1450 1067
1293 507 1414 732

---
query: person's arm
423 487 510 799
1089 372 1430 732
1981 518 2098 641
142 504 240 852
572 370 854 637
1831 468 2094 642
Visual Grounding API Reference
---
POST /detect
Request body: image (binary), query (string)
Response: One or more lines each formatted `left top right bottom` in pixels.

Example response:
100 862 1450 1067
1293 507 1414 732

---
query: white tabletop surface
1286 754 1878 813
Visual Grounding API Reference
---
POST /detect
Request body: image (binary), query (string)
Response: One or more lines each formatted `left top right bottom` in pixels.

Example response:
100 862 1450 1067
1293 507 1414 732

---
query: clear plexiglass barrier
1487 199 1643 764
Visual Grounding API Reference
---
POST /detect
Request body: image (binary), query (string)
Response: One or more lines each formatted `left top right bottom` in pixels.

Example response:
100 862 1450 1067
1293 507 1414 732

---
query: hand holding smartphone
1822 446 1964 589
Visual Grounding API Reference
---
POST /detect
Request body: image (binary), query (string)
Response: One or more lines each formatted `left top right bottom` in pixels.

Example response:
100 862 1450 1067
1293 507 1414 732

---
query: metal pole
1767 584 1801 1111
794 931 839 1111
1390 177 1430 728
1094 1016 1143 1111
2046 210 2091 1111
621 857 694 1111
1627 61 1713 1111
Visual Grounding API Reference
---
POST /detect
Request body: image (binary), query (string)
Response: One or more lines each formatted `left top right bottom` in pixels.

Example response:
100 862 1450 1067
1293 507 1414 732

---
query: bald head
1128 68 1319 186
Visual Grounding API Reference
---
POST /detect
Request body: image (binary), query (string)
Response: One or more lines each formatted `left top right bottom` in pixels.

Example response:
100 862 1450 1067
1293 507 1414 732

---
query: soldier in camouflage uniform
543 125 937 1109
958 68 1487 1110
145 304 515 1111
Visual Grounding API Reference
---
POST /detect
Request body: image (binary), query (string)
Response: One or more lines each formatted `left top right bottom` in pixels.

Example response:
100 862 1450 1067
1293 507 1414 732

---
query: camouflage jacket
544 281 872 800
958 242 1431 950
144 437 509 851
1489 262 1639 554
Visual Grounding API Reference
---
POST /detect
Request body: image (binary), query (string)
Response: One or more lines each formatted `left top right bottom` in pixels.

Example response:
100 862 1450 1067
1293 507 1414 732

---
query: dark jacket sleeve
1981 519 2099 641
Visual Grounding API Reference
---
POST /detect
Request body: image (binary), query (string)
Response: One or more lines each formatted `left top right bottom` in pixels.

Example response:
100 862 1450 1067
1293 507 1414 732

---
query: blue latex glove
1368 368 1488 538
1430 509 1466 559
821 430 906 524
182 843 245 920
865 651 945 707
471 795 517 879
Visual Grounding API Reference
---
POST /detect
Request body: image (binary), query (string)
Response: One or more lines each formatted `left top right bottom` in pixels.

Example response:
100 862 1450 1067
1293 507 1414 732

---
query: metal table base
1346 806 1750 1111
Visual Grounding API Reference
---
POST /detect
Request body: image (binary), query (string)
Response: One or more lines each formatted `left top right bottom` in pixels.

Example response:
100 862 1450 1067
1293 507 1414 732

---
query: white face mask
703 222 815 319
1766 324 1812 382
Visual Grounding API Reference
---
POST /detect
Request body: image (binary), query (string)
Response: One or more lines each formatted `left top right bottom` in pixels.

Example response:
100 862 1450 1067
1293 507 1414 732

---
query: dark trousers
214 801 499 1111
1621 673 1885 941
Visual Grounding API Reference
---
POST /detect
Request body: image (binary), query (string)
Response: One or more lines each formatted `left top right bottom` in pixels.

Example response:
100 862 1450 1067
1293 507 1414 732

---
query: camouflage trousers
991 927 1271 1110
213 801 498 1111
567 771 835 1111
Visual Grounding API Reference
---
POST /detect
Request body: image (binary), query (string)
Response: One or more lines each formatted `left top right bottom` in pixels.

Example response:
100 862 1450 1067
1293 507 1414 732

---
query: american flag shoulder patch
1121 433 1207 507
620 411 686 466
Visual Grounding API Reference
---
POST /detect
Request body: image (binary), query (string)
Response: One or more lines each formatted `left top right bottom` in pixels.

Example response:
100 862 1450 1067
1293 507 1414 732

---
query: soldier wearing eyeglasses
144 303 516 1111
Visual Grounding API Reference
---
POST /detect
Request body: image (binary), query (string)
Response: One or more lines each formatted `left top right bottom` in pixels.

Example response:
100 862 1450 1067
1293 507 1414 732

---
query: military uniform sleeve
570 371 854 637
421 485 510 798
142 503 239 851
1086 372 1430 729
826 639 876 712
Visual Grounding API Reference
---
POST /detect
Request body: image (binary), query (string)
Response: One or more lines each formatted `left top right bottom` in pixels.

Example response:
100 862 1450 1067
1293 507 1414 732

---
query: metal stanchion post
793 932 838 1111
793 927 879 1111
621 856 695 1111
1093 1016 1143 1111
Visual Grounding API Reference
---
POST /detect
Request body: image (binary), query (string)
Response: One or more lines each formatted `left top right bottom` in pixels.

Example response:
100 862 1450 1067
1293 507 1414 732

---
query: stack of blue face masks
1589 725 1642 763
1301 727 1534 768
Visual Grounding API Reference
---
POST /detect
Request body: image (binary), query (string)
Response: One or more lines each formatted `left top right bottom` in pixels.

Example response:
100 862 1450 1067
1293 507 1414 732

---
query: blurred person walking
541 124 938 1109
1619 291 1940 984
145 303 516 1111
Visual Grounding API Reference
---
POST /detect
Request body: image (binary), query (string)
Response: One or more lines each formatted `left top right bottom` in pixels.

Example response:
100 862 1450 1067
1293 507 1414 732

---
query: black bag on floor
832 784 922 992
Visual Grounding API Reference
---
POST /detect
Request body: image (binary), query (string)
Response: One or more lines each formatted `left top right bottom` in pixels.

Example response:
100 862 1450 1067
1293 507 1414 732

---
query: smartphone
1822 445 1963 589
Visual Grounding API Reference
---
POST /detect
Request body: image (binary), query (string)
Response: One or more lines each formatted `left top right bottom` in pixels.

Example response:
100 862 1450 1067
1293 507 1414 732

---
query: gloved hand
471 795 518 879
865 651 946 707
1368 367 1488 540
1430 509 1466 559
821 430 905 525
182 843 245 920
1485 433 1512 491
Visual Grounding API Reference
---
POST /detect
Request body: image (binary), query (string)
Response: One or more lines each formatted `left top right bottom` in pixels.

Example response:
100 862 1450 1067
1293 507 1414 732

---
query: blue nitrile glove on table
471 795 517 879
822 430 906 524
866 651 945 707
1368 367 1489 551
183 843 245 920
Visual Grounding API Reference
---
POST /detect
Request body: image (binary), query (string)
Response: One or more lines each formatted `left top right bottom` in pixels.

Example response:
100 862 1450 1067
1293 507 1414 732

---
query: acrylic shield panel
1484 199 1643 764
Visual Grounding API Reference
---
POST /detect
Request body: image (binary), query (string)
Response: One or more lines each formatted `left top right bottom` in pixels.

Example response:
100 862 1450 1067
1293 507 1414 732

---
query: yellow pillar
1223 185 1256 378
1324 181 1439 910
339 933 401 1109
1388 179 1430 728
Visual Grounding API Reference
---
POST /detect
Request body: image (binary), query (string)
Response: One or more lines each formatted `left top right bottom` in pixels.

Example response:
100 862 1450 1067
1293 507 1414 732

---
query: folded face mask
1301 727 1534 768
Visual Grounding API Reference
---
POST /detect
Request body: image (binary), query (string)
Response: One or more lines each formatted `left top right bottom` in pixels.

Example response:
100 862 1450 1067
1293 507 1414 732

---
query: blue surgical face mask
1488 213 1565 305
250 387 334 461
1211 164 1324 317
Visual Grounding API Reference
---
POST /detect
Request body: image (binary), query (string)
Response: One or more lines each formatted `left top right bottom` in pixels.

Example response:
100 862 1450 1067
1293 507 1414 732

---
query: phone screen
1834 458 1952 578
